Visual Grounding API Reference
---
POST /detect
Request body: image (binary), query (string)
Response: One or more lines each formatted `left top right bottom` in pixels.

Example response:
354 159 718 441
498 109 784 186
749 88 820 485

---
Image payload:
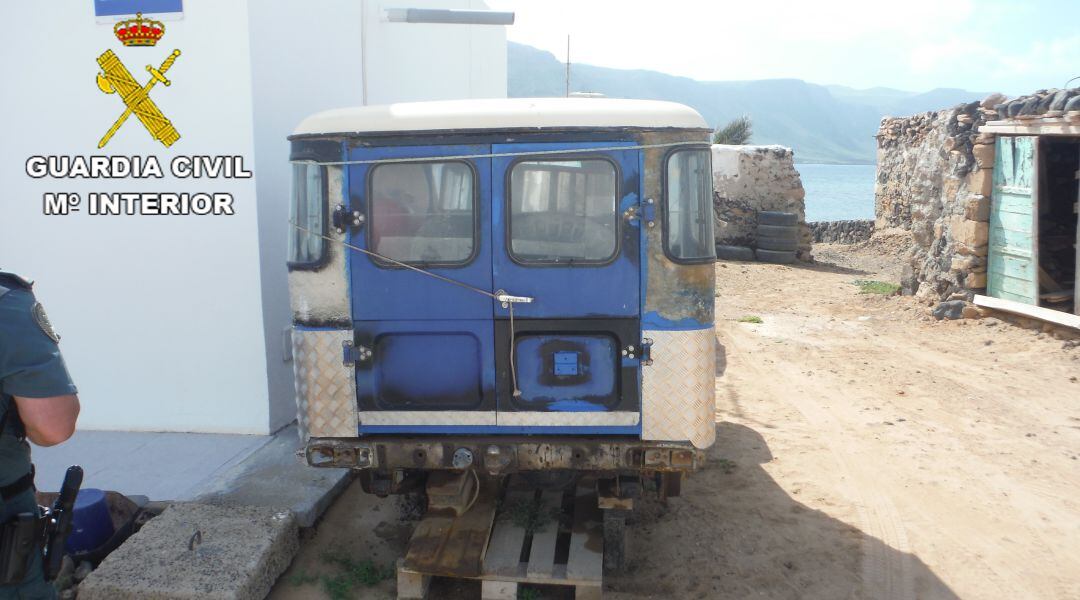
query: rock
933 300 966 320
961 305 982 319
60 590 76 600
1065 95 1080 113
980 93 1007 109
807 220 874 244
994 103 1009 120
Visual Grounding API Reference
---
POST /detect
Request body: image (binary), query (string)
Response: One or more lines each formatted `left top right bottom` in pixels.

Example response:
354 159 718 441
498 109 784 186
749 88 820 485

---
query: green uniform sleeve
0 289 78 398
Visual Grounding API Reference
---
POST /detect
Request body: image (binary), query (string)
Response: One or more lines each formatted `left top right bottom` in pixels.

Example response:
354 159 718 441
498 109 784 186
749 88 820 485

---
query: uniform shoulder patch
32 302 60 343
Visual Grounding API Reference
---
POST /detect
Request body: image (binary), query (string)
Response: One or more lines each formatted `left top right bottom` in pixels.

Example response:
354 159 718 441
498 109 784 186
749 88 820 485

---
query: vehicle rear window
509 159 618 264
665 149 715 262
287 163 326 268
369 161 476 266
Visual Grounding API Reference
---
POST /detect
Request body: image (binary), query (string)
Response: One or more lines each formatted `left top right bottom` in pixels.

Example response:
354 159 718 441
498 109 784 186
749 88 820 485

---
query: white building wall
0 0 508 434
0 1 269 433
363 0 508 104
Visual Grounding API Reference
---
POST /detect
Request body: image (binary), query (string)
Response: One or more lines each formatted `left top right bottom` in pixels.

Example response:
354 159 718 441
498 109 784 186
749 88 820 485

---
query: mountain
508 43 991 165
825 85 992 117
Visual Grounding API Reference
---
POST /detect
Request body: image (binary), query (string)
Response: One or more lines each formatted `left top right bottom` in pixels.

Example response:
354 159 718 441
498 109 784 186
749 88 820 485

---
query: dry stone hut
876 87 1080 323
711 145 812 261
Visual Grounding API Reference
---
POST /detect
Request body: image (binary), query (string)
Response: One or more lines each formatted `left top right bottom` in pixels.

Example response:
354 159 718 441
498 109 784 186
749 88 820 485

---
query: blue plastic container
66 488 115 554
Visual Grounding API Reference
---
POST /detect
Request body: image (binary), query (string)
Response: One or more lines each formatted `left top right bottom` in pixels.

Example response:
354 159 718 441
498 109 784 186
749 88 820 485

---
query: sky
486 0 1080 95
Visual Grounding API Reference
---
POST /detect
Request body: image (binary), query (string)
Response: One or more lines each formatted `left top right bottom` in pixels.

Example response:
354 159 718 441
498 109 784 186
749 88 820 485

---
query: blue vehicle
287 98 716 500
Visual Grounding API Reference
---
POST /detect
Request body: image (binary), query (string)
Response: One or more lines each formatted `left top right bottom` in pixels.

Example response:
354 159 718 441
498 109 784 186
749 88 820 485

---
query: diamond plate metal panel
359 411 496 426
292 328 357 440
641 328 716 448
497 411 639 427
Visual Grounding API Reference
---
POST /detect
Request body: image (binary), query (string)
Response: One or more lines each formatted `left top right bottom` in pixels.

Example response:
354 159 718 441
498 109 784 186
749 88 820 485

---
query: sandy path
659 245 1080 600
273 243 1080 599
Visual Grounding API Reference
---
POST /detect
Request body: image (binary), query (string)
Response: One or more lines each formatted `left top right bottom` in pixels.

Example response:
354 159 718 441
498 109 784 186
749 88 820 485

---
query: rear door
490 142 642 431
988 136 1039 305
348 144 496 432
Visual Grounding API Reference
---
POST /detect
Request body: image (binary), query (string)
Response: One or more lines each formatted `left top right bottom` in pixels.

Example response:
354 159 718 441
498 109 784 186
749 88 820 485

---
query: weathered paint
640 130 715 328
988 136 1038 305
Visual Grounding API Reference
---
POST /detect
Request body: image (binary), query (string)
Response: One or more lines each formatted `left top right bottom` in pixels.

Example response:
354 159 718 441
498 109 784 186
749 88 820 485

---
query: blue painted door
348 145 497 431
988 136 1038 305
490 142 642 429
491 142 641 318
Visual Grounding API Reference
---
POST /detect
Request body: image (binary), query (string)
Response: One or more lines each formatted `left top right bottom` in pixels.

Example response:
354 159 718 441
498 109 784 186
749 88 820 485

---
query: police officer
0 272 80 599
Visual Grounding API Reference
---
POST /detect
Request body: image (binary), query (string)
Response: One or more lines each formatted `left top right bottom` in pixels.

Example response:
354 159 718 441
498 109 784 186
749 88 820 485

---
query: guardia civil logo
95 12 181 149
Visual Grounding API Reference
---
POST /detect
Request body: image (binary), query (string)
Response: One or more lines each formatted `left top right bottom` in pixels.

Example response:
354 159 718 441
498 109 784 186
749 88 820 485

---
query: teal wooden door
988 136 1038 305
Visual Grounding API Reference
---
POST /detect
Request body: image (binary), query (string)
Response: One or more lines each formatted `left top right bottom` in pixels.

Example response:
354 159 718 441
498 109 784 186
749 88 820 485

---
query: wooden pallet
398 477 604 600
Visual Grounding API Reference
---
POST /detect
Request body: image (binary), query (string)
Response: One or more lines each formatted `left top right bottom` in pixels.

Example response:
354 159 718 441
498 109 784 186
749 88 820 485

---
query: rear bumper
305 435 704 475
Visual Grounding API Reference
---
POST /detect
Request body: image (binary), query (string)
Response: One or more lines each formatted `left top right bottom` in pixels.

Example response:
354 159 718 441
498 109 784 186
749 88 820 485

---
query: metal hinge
342 341 371 366
624 198 656 228
640 337 654 366
332 204 365 234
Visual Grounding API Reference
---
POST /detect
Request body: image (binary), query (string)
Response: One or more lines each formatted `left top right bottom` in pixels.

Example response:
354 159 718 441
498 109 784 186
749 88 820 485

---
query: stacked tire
755 211 798 264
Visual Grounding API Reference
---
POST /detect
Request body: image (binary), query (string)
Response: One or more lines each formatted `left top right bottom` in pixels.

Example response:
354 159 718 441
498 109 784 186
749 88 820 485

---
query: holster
0 512 42 585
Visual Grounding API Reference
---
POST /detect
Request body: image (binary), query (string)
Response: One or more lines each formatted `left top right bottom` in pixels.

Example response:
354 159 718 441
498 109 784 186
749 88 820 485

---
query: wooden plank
396 559 432 600
1040 290 1073 303
975 294 1080 330
575 584 603 600
525 489 564 579
483 490 533 577
565 480 603 584
480 580 518 600
979 122 1080 136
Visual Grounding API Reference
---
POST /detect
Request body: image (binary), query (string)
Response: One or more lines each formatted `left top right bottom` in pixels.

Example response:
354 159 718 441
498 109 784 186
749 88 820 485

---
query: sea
797 163 877 222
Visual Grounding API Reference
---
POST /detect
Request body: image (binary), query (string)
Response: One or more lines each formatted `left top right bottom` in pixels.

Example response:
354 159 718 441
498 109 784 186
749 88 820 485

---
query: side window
369 161 476 266
287 163 327 268
665 149 715 262
509 159 618 264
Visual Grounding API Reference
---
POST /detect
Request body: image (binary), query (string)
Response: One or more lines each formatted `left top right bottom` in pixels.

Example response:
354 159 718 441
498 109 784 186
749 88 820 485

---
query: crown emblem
113 13 165 47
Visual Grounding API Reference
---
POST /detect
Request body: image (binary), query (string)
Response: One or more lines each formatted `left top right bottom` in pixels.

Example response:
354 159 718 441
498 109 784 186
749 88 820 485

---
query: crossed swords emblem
95 49 181 148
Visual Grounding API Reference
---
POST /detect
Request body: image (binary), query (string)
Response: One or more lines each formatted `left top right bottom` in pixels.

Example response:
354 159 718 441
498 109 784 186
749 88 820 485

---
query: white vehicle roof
292 98 708 136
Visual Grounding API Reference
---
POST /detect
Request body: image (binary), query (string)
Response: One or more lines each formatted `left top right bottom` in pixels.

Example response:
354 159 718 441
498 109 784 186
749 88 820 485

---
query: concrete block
79 503 298 600
951 217 989 248
966 167 993 198
950 255 985 272
973 143 995 169
966 271 988 289
964 194 990 221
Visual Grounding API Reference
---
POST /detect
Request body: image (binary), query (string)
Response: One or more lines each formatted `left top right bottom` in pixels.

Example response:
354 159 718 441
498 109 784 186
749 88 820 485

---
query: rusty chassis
306 436 704 476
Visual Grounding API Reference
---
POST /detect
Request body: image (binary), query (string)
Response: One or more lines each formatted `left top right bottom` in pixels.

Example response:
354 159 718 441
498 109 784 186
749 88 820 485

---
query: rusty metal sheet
404 477 499 578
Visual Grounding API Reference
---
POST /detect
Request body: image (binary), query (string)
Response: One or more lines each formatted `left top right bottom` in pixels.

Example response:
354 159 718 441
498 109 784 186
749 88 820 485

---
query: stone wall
809 220 874 244
876 99 998 300
711 145 812 260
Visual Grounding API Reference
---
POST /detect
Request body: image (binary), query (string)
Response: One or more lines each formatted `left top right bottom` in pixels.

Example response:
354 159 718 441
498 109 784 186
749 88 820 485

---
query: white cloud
488 0 1076 93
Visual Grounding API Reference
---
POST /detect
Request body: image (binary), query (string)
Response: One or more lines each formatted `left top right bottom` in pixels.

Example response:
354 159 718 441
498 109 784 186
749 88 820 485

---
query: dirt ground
272 240 1080 600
